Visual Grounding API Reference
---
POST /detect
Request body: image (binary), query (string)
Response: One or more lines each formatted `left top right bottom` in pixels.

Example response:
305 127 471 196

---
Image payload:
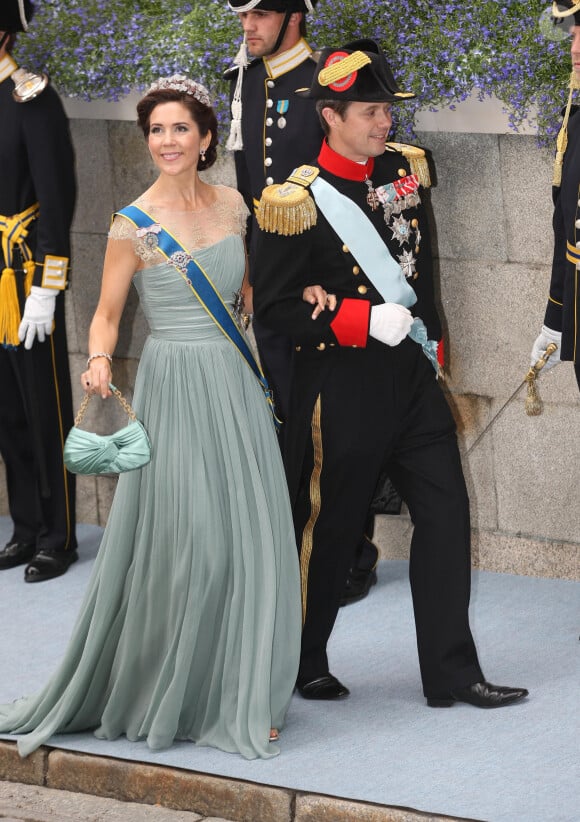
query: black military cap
227 0 317 12
0 0 34 33
295 39 415 103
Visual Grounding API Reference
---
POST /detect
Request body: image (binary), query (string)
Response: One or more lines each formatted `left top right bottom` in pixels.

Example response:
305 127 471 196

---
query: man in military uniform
226 0 389 605
0 0 77 582
254 40 529 707
531 1 580 391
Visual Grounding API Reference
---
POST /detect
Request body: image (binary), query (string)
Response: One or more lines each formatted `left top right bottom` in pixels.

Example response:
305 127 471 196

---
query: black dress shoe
296 674 350 700
427 681 529 709
24 549 79 583
0 541 36 570
340 567 377 607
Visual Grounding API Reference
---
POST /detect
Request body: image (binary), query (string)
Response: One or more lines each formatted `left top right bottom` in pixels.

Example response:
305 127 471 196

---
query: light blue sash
118 205 280 426
309 176 439 372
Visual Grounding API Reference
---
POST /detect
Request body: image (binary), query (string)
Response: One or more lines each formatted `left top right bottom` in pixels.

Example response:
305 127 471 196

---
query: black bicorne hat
227 0 317 12
296 39 415 103
0 0 34 33
553 0 580 22
540 1 580 38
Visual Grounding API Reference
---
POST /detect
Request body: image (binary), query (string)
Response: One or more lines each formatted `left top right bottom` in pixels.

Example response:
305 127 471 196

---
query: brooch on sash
135 223 162 250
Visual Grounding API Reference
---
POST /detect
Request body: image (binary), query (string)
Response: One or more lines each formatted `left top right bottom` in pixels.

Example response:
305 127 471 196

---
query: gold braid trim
300 395 323 625
256 178 318 236
553 71 580 187
386 141 431 189
318 51 371 86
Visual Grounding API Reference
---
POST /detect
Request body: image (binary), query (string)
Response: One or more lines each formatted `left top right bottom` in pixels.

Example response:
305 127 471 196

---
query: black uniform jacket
0 73 76 289
254 142 442 499
545 106 580 362
227 39 324 258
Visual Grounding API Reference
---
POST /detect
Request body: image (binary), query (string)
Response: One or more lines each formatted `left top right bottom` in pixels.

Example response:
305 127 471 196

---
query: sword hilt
525 341 558 382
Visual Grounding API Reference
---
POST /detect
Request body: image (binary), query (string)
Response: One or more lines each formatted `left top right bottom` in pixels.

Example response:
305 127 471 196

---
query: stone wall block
46 751 293 822
108 122 157 211
498 135 554 264
491 400 580 543
439 259 557 397
0 741 46 785
69 232 108 357
75 474 99 526
418 132 507 263
70 120 116 235
472 529 579 578
374 514 412 560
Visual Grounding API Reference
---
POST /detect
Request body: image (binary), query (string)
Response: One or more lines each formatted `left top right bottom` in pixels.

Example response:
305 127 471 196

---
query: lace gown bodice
109 185 249 341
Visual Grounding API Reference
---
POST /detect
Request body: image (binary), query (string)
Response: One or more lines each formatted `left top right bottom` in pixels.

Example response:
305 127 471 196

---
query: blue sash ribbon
117 205 280 426
309 176 439 373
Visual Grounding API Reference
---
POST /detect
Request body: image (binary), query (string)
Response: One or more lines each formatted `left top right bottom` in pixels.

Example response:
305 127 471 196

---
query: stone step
0 742 473 822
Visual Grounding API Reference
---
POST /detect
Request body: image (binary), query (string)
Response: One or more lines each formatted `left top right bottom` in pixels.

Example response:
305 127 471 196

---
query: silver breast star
390 214 412 246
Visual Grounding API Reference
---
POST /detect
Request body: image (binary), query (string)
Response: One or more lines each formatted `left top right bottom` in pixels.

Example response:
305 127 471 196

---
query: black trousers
0 295 76 554
294 338 483 697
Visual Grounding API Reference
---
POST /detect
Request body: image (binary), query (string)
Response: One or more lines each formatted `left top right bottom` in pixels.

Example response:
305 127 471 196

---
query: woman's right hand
81 357 113 399
303 285 337 319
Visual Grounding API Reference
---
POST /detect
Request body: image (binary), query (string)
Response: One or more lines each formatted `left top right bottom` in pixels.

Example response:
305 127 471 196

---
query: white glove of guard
18 286 56 350
530 325 561 373
369 303 414 347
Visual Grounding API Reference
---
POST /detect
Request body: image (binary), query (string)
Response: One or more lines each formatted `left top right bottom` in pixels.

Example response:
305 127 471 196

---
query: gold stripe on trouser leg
49 332 73 550
300 394 323 625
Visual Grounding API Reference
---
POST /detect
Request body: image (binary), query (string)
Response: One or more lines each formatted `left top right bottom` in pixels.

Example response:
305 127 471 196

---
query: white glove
530 325 561 373
18 286 56 350
369 303 414 347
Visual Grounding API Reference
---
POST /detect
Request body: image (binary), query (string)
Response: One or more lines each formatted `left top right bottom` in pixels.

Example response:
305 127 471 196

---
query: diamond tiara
146 75 211 107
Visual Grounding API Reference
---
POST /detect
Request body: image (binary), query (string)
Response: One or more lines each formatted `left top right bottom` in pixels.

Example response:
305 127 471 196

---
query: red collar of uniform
317 140 375 181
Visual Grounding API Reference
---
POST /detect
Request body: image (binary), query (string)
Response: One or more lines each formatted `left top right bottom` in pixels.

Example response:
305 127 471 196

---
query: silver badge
277 116 287 129
398 249 417 279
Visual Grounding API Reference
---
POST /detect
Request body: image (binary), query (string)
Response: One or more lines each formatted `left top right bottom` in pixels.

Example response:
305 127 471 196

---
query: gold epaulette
256 165 319 236
385 142 431 189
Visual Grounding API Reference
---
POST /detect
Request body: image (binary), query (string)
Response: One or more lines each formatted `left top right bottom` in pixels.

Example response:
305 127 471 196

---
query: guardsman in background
531 1 580 390
0 0 77 582
226 0 394 606
253 40 529 707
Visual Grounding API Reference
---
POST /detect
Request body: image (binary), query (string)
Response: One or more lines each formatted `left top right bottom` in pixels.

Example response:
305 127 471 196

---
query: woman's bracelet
86 352 112 369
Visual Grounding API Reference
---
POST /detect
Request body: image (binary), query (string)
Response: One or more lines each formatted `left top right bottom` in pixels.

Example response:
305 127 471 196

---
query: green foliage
11 0 573 144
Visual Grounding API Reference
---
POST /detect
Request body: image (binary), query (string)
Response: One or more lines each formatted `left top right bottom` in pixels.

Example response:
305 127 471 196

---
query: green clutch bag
64 384 151 475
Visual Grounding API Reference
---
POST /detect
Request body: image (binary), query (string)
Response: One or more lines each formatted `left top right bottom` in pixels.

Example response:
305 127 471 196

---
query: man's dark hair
315 99 352 136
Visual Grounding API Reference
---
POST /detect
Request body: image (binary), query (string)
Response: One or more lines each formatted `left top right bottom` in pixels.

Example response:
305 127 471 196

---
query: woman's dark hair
137 88 218 171
315 99 352 136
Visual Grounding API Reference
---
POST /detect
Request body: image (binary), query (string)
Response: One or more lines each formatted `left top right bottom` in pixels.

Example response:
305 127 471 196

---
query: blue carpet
0 517 578 822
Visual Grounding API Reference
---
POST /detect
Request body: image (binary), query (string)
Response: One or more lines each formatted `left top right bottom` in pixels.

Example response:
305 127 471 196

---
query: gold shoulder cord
385 142 431 189
553 71 580 186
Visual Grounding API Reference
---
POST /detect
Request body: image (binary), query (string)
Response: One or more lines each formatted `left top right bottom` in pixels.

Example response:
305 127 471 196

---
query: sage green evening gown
0 186 301 759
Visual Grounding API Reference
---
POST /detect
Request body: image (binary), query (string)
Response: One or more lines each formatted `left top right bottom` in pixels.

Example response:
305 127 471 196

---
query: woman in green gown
0 77 312 760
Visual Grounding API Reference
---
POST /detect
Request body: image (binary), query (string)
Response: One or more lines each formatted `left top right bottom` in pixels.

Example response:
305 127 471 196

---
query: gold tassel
524 372 543 416
386 142 431 188
553 71 580 186
256 183 318 236
0 267 22 347
523 341 558 416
